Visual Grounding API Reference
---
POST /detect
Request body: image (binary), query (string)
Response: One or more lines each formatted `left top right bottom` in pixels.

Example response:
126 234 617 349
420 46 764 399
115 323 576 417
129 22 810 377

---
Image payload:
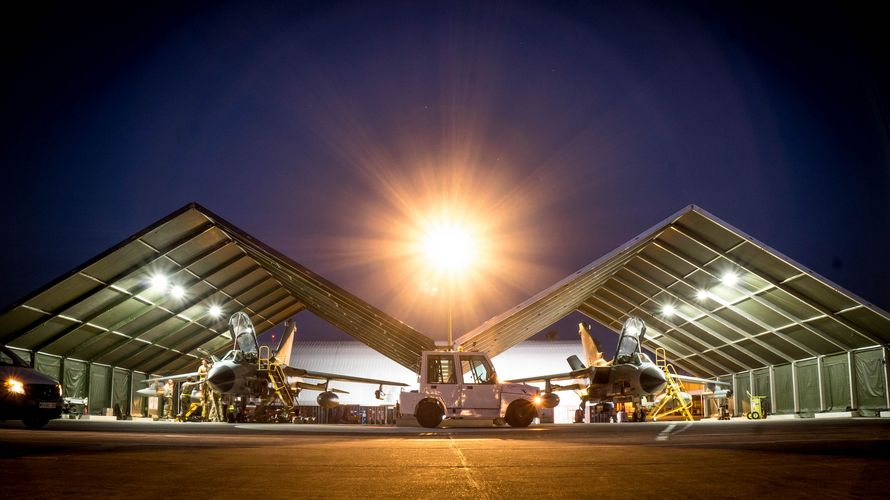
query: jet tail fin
579 323 610 367
567 355 585 371
275 319 297 365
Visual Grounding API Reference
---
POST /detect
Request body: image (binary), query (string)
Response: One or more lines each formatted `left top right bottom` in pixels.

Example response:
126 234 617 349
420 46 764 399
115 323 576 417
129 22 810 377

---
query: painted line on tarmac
655 423 693 441
449 435 490 500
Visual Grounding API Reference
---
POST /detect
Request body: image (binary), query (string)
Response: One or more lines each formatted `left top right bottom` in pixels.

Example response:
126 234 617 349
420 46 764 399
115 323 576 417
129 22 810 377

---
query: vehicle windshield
460 355 496 384
0 345 27 367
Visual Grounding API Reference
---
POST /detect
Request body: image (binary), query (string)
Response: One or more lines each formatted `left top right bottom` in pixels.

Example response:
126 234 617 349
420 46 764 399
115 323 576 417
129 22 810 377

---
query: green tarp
63 359 88 399
89 365 111 415
734 373 751 415
34 353 61 381
112 369 130 417
855 349 886 411
797 360 820 413
773 364 794 414
822 354 850 411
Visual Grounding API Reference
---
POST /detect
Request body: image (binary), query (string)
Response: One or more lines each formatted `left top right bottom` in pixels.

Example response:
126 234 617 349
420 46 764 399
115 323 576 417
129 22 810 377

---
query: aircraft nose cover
639 366 667 394
207 366 235 393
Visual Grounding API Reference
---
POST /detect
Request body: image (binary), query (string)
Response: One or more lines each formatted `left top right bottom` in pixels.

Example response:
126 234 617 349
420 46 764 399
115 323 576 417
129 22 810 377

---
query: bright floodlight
149 274 168 291
421 222 476 275
662 304 676 317
696 289 709 301
170 285 185 299
721 271 739 287
208 305 222 317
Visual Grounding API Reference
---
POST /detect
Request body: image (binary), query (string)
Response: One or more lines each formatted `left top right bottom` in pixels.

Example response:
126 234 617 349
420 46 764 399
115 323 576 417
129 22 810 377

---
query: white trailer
398 350 541 428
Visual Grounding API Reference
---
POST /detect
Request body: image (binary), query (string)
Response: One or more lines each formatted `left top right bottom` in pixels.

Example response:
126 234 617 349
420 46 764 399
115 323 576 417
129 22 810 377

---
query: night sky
2 1 888 349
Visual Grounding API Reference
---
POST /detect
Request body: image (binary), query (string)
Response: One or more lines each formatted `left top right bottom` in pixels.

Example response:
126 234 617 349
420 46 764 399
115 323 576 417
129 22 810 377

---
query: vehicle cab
399 350 540 428
1 345 63 428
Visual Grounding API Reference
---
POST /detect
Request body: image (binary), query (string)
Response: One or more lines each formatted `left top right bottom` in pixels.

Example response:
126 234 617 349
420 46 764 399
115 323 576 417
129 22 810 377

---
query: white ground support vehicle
398 350 541 428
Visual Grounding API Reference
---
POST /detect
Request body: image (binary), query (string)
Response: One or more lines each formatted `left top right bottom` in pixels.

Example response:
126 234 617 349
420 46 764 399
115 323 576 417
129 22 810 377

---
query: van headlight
57 384 63 397
5 378 25 395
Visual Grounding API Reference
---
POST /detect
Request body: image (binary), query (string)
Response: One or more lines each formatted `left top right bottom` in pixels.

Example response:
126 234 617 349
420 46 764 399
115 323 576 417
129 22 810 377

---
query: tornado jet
507 316 728 410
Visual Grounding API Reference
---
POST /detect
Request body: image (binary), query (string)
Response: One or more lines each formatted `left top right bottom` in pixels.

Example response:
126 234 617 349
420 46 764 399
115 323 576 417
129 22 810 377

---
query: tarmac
2 417 889 498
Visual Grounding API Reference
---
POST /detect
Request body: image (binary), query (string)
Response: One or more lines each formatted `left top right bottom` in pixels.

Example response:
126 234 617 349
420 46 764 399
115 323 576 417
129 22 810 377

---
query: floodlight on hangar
149 274 169 291
696 289 710 301
720 270 739 287
661 304 676 317
170 285 185 299
208 305 222 318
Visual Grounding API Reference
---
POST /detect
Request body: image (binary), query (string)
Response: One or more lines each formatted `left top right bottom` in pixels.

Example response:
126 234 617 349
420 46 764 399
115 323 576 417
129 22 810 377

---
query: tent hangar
456 205 890 416
1 203 888 418
0 203 434 415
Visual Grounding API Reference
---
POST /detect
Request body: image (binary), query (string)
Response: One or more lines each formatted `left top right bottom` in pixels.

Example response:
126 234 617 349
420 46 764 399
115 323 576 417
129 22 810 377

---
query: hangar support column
884 347 890 409
848 351 857 411
791 361 799 414
108 370 114 418
732 376 739 417
85 363 92 416
817 356 825 412
769 365 776 414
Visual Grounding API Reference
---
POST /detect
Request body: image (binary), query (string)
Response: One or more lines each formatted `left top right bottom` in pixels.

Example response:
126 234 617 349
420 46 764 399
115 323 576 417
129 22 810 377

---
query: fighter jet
507 316 728 410
142 312 407 415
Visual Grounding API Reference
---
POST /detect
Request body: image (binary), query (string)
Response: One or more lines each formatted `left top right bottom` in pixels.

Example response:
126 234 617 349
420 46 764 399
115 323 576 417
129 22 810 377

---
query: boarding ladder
649 348 695 422
258 346 297 415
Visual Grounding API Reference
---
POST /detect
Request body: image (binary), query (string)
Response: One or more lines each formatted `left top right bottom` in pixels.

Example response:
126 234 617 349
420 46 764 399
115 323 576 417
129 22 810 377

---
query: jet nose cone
206 365 235 393
640 365 667 394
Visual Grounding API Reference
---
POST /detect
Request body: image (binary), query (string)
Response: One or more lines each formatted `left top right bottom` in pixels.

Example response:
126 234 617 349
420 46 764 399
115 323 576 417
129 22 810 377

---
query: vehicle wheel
751 411 760 420
415 399 444 428
22 417 50 429
493 417 506 427
505 399 537 428
746 412 752 419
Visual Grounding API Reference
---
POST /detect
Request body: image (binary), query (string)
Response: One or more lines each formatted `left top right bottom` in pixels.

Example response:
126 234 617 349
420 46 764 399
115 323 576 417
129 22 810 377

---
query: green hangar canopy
0 203 434 376
456 205 890 380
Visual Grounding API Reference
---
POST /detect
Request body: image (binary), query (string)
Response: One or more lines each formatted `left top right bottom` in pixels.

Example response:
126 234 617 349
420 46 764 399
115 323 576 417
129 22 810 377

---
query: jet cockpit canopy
615 316 646 365
229 312 259 356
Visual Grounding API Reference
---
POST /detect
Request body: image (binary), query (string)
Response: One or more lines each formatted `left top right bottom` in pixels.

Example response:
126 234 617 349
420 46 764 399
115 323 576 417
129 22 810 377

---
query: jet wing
282 366 408 387
505 367 594 384
144 371 201 384
673 374 731 388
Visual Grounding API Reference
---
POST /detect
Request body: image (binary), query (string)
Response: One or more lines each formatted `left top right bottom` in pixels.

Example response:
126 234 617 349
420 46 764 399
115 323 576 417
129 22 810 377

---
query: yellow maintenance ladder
258 345 297 417
649 348 695 422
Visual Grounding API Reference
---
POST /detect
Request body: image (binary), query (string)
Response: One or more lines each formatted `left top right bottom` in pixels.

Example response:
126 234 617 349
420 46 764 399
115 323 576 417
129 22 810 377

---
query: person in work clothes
197 359 209 421
162 379 175 420
179 377 198 421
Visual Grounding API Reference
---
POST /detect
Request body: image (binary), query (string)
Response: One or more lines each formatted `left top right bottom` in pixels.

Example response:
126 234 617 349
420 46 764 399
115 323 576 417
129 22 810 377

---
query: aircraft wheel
751 411 760 420
746 412 752 420
415 399 444 428
22 417 50 429
505 399 537 428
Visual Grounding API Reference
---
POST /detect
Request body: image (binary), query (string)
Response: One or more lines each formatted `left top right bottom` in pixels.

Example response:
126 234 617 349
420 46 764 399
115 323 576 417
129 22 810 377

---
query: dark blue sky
1 1 888 346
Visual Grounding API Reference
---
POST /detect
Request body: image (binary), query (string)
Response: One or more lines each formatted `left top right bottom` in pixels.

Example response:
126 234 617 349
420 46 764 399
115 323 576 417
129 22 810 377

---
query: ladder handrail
649 362 694 421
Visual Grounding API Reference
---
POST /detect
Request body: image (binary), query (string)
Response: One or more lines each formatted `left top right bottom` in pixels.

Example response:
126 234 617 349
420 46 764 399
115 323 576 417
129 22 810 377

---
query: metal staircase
258 345 297 417
649 348 694 421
